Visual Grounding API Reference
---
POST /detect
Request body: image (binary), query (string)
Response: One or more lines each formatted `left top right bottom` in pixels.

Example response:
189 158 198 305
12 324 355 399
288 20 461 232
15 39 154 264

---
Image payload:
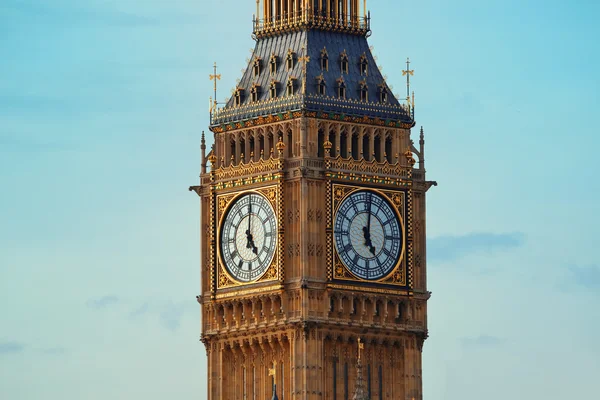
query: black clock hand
246 198 253 249
363 193 376 255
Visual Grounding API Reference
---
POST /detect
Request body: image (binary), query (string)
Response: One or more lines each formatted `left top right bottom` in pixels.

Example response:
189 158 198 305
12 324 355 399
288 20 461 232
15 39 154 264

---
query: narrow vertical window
253 58 262 77
287 50 295 69
243 367 247 400
281 362 285 400
251 85 260 102
344 362 349 400
321 47 329 71
270 54 278 74
367 364 372 399
378 365 383 400
317 78 326 96
360 54 369 76
340 51 349 74
235 89 244 106
287 79 296 96
359 81 368 102
338 82 346 99
333 358 337 400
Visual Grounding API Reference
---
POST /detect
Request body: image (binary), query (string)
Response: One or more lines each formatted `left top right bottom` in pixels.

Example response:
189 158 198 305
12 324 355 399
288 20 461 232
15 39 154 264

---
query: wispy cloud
86 296 120 309
0 341 25 355
460 335 505 349
128 300 193 332
159 302 189 332
128 302 150 319
428 232 525 261
566 265 600 290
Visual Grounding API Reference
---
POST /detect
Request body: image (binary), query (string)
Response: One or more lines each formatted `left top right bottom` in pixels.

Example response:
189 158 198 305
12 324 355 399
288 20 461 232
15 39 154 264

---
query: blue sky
1 0 599 399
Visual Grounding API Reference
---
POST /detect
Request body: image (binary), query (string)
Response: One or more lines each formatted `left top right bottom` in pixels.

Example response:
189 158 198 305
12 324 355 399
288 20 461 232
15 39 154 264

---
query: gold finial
276 137 286 156
402 58 414 106
358 338 364 361
323 140 332 158
268 361 277 379
208 153 217 166
209 62 221 112
405 147 416 167
298 45 311 95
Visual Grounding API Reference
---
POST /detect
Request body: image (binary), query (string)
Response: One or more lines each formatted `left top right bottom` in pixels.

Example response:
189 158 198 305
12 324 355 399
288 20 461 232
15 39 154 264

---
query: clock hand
246 197 253 249
363 193 376 255
367 192 372 234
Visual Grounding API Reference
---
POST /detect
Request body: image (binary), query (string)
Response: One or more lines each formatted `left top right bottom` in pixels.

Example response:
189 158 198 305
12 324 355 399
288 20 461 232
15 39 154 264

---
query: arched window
234 88 244 106
379 86 388 103
337 78 346 99
320 47 329 71
359 81 368 102
250 84 261 102
269 53 278 74
270 80 279 98
340 50 349 74
316 75 326 96
253 57 262 77
359 53 369 76
286 49 295 70
287 78 297 96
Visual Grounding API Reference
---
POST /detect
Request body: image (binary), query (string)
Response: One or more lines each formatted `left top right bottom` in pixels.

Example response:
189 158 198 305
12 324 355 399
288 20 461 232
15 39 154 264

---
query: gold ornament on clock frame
328 183 411 287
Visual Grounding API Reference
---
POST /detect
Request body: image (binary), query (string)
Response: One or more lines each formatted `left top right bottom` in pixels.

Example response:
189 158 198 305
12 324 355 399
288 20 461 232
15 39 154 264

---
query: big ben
190 1 436 399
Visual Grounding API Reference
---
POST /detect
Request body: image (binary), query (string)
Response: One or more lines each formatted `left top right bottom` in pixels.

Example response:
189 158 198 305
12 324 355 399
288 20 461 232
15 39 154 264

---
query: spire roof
211 29 412 126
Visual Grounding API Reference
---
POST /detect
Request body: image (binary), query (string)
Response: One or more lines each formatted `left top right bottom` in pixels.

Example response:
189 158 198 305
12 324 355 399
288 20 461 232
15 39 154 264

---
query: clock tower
191 1 436 399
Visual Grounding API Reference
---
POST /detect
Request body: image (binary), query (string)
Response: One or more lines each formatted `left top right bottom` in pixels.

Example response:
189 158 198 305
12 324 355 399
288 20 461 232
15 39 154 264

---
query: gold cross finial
209 62 221 112
402 58 415 113
358 338 364 360
268 360 277 378
299 46 311 94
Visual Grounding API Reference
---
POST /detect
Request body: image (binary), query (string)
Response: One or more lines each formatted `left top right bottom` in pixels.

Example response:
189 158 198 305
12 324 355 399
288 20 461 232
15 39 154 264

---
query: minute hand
363 194 376 255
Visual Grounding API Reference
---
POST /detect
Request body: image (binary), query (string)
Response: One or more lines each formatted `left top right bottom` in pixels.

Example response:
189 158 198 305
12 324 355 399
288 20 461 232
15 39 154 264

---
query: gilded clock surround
216 184 284 289
329 184 408 286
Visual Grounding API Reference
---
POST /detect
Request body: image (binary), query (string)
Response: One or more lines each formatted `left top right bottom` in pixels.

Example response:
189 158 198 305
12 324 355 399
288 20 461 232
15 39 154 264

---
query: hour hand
362 227 376 255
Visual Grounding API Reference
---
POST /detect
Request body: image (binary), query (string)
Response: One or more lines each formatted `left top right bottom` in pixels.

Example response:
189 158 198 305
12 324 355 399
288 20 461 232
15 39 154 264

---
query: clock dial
333 190 403 280
220 192 277 283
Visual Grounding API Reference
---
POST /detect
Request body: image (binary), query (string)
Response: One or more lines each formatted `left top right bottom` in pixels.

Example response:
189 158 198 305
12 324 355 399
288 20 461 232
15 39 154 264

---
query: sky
1 0 599 399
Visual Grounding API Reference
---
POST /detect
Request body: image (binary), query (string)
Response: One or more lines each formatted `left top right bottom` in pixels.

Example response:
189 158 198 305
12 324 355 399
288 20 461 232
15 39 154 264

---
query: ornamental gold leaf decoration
257 186 277 205
218 269 236 288
215 157 283 181
329 156 411 178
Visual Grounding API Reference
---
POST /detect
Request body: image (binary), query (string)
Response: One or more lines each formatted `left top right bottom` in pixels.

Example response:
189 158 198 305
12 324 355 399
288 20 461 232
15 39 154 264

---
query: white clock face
220 192 277 282
334 190 403 280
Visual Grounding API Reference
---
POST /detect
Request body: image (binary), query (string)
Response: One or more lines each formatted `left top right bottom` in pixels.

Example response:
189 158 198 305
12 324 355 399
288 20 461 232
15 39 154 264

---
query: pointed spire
419 126 425 171
200 131 207 174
